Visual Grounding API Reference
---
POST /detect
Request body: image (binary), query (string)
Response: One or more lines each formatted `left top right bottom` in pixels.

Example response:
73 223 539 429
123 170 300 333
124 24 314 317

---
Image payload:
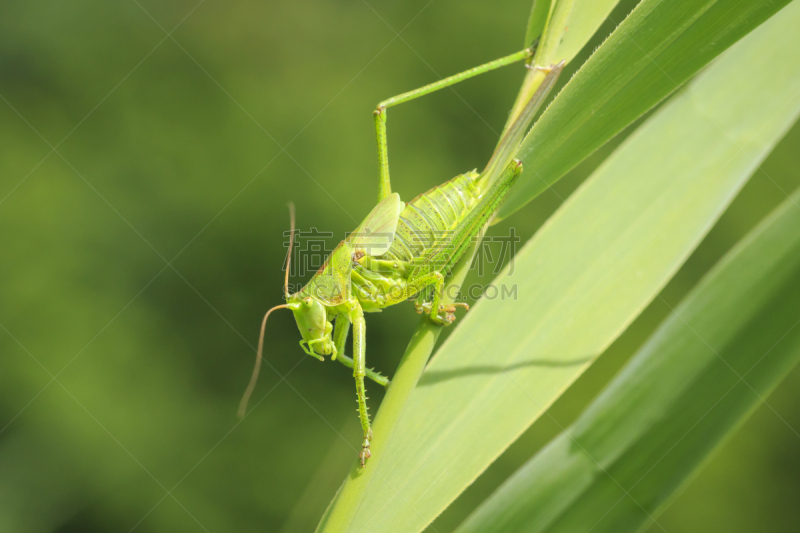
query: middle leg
407 270 468 326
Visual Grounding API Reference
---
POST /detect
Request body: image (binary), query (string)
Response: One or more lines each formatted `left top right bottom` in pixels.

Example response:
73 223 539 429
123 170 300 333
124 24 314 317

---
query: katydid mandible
240 47 564 467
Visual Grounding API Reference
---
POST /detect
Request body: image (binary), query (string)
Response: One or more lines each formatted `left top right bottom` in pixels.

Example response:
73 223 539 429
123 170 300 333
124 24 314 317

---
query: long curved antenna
284 202 296 299
238 304 290 418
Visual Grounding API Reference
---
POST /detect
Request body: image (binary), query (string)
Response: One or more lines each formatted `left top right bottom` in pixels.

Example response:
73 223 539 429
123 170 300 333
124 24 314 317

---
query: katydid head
290 294 335 359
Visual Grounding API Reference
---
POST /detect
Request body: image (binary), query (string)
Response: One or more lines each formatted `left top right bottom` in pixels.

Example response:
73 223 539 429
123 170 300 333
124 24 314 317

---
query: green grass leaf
337 2 800 530
513 0 620 141
524 0 552 48
534 0 623 66
455 160 800 533
497 0 793 221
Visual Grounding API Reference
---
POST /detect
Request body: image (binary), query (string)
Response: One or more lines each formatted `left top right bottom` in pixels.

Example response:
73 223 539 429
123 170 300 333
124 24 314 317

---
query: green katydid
239 46 564 467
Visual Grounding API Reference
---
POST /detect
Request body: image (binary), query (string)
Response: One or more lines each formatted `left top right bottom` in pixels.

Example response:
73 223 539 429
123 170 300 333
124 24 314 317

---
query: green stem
317 234 479 533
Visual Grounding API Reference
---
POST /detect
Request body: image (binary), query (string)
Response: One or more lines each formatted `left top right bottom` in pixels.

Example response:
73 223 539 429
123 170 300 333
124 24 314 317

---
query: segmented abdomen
384 170 482 264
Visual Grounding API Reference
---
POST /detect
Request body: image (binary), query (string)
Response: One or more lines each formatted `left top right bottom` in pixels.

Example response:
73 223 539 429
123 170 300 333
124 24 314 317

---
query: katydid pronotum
239 46 564 467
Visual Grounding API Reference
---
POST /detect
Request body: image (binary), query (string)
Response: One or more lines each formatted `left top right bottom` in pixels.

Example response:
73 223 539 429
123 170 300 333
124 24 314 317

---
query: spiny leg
333 313 389 387
337 353 390 387
374 47 534 201
350 307 372 467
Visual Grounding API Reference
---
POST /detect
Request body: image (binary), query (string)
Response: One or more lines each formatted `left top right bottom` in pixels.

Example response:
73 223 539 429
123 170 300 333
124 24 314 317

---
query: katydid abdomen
352 159 522 313
388 170 481 264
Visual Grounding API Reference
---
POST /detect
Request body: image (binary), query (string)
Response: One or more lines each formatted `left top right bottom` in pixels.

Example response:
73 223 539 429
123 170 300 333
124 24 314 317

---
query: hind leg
374 47 534 201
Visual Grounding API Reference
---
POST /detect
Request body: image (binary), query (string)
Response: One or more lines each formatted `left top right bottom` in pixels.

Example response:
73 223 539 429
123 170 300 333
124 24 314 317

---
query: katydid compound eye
303 298 313 307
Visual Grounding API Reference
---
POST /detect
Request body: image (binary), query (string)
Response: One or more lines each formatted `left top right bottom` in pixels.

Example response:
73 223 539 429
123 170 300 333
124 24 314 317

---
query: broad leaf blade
497 0 793 221
343 3 800 531
457 172 800 533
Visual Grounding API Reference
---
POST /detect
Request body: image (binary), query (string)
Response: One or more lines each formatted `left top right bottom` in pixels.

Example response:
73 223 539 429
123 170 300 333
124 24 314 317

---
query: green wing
303 194 403 305
347 192 404 257
303 241 353 305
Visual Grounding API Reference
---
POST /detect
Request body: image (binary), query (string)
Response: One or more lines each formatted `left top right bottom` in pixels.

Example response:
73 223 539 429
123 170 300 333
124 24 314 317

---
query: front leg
350 305 373 467
331 313 349 362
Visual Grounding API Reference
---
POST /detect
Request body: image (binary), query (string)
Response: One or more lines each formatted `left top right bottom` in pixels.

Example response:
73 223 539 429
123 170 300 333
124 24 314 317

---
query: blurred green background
1 0 799 531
